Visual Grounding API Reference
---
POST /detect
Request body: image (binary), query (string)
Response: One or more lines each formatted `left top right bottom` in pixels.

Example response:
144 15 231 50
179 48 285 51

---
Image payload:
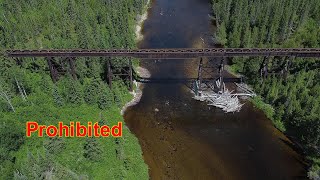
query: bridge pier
45 56 133 91
68 57 77 80
106 58 134 91
218 57 225 92
107 59 113 89
260 56 270 81
47 57 58 83
259 55 295 82
283 56 294 81
129 60 133 91
46 57 78 83
194 57 227 95
196 57 203 96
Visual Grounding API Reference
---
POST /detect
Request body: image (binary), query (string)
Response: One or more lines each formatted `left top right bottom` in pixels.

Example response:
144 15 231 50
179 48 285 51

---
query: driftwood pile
194 89 244 113
193 80 256 113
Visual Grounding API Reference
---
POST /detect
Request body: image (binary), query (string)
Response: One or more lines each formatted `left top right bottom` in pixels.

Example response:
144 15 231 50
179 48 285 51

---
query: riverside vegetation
212 0 320 178
0 0 149 179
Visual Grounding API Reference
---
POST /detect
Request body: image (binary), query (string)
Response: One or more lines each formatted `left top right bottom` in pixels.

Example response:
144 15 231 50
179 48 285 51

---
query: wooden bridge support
106 58 134 91
47 57 58 83
47 57 78 83
194 57 227 94
260 56 270 81
196 57 203 95
68 57 77 80
218 57 225 92
129 60 133 91
45 56 133 91
107 60 113 89
258 56 295 82
283 56 294 81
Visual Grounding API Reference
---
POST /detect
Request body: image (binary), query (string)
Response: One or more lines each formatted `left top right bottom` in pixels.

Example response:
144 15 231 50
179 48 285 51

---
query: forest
0 0 149 179
212 0 320 178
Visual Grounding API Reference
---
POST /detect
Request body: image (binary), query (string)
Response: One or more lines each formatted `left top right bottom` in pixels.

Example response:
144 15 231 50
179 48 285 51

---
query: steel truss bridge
4 48 320 94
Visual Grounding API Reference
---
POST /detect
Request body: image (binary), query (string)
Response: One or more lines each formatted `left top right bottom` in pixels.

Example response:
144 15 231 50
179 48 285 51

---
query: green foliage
66 79 83 105
52 85 64 107
0 160 14 180
40 74 54 94
83 137 102 161
0 0 149 179
98 86 114 110
15 152 86 180
43 137 65 154
250 96 275 120
0 104 148 179
213 0 320 48
291 114 320 151
113 80 132 108
216 22 227 45
308 164 320 180
0 120 25 152
84 78 102 105
213 0 320 169
57 77 83 106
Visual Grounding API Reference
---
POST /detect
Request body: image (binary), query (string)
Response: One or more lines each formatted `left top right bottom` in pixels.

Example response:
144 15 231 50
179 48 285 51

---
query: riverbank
225 64 286 131
135 0 151 42
121 0 152 115
213 0 320 178
225 59 314 178
121 67 151 115
224 65 242 78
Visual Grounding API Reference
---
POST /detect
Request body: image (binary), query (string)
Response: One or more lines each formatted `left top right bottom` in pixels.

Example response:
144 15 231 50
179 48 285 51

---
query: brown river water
124 0 308 179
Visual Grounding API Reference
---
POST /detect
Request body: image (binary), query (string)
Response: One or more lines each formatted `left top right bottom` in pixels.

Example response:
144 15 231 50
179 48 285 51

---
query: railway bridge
5 48 320 94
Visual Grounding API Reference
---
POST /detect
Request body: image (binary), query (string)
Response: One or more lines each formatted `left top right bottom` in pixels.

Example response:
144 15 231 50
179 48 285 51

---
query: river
124 0 307 179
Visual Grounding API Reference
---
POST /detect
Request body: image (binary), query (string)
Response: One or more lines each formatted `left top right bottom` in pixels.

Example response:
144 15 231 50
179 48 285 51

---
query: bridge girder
5 48 320 58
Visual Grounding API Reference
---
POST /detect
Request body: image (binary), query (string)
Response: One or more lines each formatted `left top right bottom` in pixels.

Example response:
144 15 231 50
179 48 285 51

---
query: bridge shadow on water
123 0 308 179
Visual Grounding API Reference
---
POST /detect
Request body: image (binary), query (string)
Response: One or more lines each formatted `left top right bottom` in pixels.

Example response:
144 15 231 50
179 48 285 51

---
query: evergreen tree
97 85 114 110
52 85 64 107
83 78 101 105
83 137 102 161
64 78 83 105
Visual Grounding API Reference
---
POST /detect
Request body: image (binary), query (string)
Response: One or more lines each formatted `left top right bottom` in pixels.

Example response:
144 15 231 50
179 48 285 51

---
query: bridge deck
5 48 320 58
